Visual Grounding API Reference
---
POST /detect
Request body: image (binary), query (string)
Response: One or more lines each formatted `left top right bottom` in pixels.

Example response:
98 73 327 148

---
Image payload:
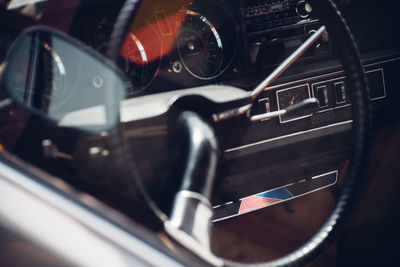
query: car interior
0 0 399 266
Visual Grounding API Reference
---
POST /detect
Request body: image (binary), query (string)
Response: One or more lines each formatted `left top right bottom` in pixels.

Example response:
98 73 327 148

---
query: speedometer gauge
176 10 224 80
95 18 161 95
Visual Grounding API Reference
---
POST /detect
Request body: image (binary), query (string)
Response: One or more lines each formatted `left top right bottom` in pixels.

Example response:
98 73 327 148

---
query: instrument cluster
87 0 240 96
70 0 327 97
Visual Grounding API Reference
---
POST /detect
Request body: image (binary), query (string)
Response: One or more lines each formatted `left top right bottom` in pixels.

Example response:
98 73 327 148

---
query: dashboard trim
260 57 399 93
312 68 386 115
212 170 338 222
223 58 396 154
224 120 353 153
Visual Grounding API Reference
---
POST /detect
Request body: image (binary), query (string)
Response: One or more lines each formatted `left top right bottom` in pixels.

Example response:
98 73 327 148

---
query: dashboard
69 0 399 221
1 0 400 223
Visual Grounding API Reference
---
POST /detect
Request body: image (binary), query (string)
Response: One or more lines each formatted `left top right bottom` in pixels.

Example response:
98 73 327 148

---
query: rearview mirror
0 26 129 132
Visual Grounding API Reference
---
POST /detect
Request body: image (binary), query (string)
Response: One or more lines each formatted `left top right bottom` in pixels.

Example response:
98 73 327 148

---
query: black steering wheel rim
107 0 371 266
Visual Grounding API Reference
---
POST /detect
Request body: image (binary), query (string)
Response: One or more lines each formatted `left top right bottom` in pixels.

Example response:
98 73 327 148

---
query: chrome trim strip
224 120 352 153
212 170 338 222
365 56 400 68
260 57 400 93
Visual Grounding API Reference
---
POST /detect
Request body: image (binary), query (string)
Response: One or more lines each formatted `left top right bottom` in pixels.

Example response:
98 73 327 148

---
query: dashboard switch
258 97 271 120
315 85 329 107
367 69 386 100
334 81 346 104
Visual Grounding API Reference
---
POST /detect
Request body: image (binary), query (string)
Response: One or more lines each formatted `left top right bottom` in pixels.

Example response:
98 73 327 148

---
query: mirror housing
0 26 129 132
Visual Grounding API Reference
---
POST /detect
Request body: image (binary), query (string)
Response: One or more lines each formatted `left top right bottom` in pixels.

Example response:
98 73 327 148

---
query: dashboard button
367 69 386 100
315 85 329 107
334 81 346 104
258 97 271 121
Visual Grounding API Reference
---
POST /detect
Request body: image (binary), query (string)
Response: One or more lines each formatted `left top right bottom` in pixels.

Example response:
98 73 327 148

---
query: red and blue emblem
212 170 338 221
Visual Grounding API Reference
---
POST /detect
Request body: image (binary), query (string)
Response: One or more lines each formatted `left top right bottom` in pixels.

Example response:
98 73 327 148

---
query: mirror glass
1 27 128 132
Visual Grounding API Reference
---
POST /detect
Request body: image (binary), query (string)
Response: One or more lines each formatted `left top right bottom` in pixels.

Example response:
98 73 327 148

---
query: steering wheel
106 0 371 266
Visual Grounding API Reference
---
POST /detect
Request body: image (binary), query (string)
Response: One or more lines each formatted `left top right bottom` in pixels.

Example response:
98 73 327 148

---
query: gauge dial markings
176 10 224 80
276 84 312 123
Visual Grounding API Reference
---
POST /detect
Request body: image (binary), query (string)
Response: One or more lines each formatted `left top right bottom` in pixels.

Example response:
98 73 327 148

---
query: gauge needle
290 96 295 105
250 26 326 100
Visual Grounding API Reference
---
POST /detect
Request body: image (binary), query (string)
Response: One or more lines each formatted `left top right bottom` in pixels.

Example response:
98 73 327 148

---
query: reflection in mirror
0 27 129 132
